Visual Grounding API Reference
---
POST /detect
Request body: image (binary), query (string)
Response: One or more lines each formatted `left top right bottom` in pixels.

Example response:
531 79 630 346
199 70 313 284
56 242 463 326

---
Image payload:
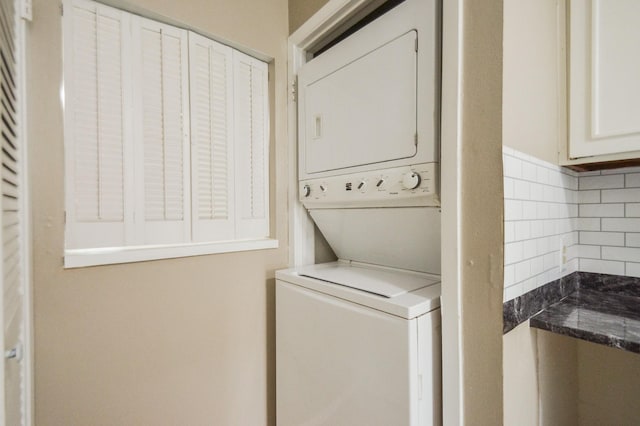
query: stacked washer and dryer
276 0 442 424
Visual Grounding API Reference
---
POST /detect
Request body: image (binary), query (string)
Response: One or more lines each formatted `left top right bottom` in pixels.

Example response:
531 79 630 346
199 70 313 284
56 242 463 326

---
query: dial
357 180 366 190
302 184 311 197
319 184 327 192
402 171 421 190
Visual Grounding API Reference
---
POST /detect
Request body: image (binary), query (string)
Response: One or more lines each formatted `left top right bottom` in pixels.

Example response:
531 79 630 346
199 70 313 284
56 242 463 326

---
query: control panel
299 163 439 208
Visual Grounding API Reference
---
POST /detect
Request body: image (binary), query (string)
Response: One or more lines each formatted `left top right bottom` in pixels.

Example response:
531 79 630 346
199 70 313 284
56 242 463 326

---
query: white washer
276 261 442 426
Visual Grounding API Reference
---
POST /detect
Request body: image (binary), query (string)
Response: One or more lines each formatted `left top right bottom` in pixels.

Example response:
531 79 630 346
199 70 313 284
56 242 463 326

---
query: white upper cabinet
569 0 640 159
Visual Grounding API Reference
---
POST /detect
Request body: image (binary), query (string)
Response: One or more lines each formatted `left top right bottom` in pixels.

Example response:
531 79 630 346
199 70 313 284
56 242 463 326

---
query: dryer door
299 30 418 175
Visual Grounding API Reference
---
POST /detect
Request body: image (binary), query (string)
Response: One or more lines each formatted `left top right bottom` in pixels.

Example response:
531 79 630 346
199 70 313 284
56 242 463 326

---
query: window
63 0 274 267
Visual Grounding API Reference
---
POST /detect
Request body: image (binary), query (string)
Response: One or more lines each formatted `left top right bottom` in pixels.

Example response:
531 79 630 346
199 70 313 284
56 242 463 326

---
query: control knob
302 184 311 197
402 171 421 190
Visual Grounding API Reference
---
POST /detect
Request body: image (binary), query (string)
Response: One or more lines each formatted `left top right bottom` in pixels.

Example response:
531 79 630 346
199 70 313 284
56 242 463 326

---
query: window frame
62 0 277 268
64 238 279 268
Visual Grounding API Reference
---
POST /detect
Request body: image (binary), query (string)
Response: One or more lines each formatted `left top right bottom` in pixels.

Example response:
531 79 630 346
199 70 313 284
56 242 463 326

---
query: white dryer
276 261 441 426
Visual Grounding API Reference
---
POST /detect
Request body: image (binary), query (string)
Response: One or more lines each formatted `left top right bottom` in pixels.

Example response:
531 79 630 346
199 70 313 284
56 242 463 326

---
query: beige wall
503 0 563 165
537 330 578 425
288 0 329 34
503 324 540 426
503 324 579 426
578 340 640 426
457 0 505 422
27 0 288 424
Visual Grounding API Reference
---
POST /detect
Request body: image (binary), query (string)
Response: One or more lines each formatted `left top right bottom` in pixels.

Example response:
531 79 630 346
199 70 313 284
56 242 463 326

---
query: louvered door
63 0 133 249
233 52 269 239
188 33 234 242
133 17 190 245
0 0 26 423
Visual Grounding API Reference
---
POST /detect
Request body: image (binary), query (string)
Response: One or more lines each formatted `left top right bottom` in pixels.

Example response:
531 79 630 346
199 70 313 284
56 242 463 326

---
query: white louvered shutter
188 32 234 243
233 52 269 239
132 17 190 245
0 0 26 423
63 0 133 249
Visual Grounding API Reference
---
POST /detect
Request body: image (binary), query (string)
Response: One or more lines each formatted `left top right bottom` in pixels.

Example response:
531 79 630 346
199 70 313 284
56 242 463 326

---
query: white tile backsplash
601 188 640 203
602 218 640 232
504 199 523 221
579 174 625 190
514 221 531 241
503 155 522 179
577 244 600 259
626 233 640 247
625 173 640 187
503 148 640 302
575 217 601 231
579 231 624 247
626 262 640 278
579 258 625 275
502 148 578 302
578 190 600 204
579 203 625 218
625 204 640 217
602 246 640 262
522 161 537 182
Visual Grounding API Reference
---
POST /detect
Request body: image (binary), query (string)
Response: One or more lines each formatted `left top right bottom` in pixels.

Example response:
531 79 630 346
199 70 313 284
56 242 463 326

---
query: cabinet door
569 0 640 159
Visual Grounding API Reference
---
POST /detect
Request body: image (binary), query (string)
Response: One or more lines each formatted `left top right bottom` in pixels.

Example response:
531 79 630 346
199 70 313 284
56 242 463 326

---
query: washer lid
276 262 441 319
299 262 430 298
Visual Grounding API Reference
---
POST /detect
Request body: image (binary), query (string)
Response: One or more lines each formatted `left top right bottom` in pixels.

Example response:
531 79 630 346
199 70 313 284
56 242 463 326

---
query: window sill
64 238 279 268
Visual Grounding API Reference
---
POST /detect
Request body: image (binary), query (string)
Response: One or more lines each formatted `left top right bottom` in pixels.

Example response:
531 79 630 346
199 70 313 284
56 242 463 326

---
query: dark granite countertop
531 286 640 354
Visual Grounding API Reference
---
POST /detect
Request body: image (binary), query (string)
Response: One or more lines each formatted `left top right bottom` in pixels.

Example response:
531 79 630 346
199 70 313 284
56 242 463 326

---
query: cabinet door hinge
60 3 64 16
414 133 418 146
